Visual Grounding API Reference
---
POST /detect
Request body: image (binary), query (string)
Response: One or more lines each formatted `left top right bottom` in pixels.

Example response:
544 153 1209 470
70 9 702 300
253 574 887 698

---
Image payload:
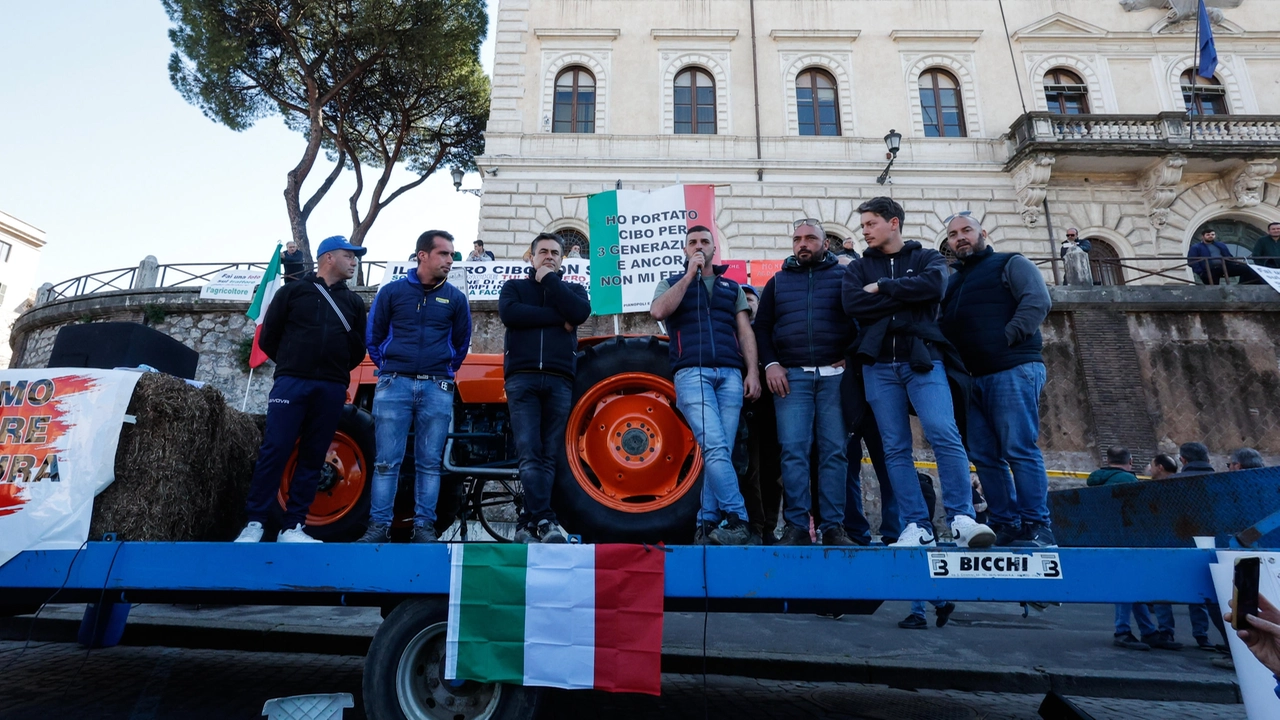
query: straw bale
89 373 261 541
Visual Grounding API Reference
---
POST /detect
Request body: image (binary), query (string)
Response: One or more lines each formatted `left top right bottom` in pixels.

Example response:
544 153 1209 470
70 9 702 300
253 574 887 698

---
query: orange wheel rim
278 431 368 527
565 372 701 513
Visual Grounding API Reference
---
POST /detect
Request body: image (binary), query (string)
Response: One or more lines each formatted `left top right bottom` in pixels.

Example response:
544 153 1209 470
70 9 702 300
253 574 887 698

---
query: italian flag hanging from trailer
588 184 720 315
445 544 665 695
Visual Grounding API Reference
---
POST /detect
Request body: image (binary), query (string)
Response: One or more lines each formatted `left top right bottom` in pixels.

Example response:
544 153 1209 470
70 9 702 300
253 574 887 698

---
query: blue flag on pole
1197 0 1218 79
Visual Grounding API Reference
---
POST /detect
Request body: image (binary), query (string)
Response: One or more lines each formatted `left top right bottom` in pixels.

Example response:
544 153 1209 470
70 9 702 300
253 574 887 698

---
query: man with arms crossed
652 225 762 545
358 230 471 544
499 232 591 543
235 235 368 543
841 197 995 548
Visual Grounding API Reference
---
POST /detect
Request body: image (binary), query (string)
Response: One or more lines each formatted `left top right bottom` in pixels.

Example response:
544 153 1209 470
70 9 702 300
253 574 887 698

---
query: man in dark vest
939 212 1054 547
651 225 762 545
753 219 858 546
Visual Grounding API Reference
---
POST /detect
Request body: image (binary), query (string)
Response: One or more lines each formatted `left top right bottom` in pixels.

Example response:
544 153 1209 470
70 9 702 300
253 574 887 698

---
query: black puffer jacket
498 269 592 378
259 273 368 384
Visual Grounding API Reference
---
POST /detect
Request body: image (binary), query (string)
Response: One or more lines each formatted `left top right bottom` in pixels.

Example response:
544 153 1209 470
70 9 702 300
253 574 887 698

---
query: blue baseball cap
315 235 368 258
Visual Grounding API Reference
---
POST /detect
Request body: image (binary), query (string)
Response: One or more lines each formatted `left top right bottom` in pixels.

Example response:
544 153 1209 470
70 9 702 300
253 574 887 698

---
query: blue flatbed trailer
0 542 1223 720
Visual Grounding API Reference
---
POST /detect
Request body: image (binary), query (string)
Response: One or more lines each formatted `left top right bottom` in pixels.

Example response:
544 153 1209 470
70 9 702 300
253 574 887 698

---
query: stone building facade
0 211 46 368
472 0 1280 280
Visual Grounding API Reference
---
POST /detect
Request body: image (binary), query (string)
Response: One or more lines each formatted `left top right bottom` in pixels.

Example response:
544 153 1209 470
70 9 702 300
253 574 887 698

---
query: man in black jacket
754 219 858 546
235 235 368 543
841 197 994 549
499 232 592 543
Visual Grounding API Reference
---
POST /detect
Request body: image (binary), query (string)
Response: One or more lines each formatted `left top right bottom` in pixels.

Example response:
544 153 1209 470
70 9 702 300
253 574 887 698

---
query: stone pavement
0 640 1247 720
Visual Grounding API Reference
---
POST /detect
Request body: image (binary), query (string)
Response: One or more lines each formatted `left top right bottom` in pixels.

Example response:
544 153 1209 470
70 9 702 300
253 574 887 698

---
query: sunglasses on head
793 218 822 229
943 211 974 224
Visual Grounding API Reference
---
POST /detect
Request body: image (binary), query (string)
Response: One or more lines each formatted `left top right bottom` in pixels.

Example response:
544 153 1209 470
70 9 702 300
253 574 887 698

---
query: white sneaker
891 523 936 547
278 524 322 544
951 515 996 548
234 521 264 543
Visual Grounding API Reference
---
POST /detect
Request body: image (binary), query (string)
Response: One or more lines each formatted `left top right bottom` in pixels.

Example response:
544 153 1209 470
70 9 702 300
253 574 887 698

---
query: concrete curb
1 617 1240 705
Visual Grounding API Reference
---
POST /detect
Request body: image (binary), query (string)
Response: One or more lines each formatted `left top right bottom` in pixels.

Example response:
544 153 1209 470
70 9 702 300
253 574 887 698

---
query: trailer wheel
555 336 702 544
364 598 540 720
273 404 375 542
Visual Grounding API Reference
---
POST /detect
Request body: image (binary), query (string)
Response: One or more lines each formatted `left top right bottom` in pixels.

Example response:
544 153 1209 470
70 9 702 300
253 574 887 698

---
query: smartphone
1233 556 1261 631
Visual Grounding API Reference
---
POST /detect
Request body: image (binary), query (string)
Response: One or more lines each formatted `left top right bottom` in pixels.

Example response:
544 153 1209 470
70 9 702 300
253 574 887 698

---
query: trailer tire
554 336 701 544
364 597 540 720
271 404 375 542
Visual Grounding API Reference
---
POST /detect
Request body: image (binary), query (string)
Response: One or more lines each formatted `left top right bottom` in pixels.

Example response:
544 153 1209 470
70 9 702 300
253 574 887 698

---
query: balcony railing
1008 112 1280 157
1023 255 1273 287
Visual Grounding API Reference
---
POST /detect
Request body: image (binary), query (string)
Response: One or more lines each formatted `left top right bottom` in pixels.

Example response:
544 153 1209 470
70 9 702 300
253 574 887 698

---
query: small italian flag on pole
246 244 285 368
445 544 665 695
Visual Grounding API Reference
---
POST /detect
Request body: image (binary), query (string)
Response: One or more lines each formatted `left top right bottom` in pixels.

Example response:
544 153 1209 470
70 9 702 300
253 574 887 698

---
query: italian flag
445 543 665 695
246 244 285 368
587 184 720 315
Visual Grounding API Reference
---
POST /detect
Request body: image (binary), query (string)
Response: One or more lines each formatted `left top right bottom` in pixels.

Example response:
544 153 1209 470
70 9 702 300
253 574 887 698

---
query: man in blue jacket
358 230 472 543
939 212 1055 547
499 232 592 543
841 197 995 549
652 225 761 545
753 219 858 546
235 235 368 544
1188 228 1235 285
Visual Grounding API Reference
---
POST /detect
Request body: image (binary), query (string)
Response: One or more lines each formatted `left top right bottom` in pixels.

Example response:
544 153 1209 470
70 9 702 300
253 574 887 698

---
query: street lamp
451 167 482 197
876 129 903 186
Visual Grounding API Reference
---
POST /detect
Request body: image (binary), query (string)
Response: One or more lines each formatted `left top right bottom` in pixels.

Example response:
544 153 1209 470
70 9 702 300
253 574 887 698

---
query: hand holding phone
1234 556 1261 631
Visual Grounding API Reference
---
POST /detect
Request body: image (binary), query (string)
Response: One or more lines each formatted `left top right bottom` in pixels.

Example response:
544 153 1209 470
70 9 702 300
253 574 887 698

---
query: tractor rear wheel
554 336 702 544
272 404 375 542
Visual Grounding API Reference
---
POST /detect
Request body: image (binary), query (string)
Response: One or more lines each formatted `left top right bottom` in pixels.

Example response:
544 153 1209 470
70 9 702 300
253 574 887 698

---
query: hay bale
89 373 262 541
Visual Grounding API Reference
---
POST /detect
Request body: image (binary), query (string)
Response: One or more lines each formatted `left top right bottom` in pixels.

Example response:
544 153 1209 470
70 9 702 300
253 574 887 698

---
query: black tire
472 478 524 542
553 336 701 544
270 404 375 542
364 597 541 720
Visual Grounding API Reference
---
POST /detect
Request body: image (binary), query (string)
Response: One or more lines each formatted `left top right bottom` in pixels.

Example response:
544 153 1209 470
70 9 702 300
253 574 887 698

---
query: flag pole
1191 0 1201 146
241 367 254 412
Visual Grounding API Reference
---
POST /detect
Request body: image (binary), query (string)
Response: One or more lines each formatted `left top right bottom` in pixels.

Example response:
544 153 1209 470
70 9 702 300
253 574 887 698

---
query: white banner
0 369 142 568
199 268 265 301
457 260 591 301
1250 263 1280 295
378 259 468 292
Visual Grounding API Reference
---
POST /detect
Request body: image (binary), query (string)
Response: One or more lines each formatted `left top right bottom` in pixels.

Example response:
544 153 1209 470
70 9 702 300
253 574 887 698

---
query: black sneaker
935 601 956 628
1114 633 1151 651
821 526 858 546
514 524 537 544
693 521 718 545
536 520 568 544
356 522 390 544
1195 636 1218 651
1141 632 1183 650
410 525 438 544
991 523 1022 547
709 516 754 546
774 525 813 546
898 614 928 629
1011 522 1057 548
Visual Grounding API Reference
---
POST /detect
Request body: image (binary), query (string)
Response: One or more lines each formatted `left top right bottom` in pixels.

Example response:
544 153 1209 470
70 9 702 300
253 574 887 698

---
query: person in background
280 240 307 283
1145 454 1178 480
235 236 368 543
1188 228 1235 286
358 230 471 544
1058 228 1092 259
651 225 762 545
468 240 495 261
832 236 861 266
567 244 583 258
1229 447 1266 470
499 232 591 544
1250 222 1280 269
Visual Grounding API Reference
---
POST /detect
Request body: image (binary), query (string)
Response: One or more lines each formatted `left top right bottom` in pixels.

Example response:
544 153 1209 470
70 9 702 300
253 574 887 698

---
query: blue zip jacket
1187 240 1233 277
366 266 471 378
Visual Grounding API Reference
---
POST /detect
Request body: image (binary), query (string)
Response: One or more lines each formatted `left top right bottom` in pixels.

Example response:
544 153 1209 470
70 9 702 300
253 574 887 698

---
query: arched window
1043 68 1090 114
919 69 967 137
939 238 957 263
553 67 595 133
1085 238 1123 286
1181 70 1229 116
674 67 716 135
555 228 590 258
796 68 840 136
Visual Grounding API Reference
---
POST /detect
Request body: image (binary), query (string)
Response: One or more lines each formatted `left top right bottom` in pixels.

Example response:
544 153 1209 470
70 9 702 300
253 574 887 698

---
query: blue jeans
675 367 748 524
966 362 1051 528
506 372 572 527
245 376 347 527
911 599 948 617
369 375 453 527
1115 603 1158 637
775 368 846 531
863 361 975 527
1153 602 1223 641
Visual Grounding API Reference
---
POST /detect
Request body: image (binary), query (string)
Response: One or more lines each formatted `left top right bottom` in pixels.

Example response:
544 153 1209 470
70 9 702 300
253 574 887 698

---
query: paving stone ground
0 640 1246 720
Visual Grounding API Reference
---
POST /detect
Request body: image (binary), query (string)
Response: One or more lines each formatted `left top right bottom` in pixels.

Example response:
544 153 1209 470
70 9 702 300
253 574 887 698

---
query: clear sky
0 1 495 285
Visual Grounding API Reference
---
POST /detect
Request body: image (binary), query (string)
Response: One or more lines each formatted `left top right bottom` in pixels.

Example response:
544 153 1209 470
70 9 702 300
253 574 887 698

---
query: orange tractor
272 335 705 543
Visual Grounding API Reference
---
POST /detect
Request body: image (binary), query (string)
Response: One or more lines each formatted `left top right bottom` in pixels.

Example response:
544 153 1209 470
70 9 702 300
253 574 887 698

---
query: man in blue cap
235 235 368 543
358 230 471 543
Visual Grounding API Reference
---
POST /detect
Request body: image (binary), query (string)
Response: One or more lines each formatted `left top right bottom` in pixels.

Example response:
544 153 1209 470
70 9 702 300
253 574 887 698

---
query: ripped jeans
368 374 453 527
